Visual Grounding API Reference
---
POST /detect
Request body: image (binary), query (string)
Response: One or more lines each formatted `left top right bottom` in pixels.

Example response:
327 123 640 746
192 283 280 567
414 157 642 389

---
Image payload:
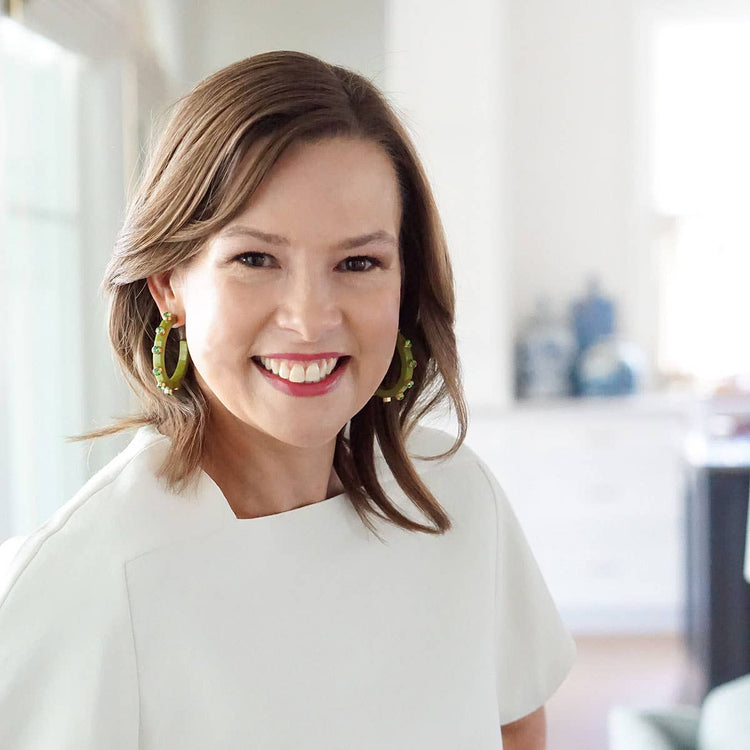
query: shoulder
0 433 158 746
378 423 485 469
406 423 496 489
0 425 173 613
375 423 502 524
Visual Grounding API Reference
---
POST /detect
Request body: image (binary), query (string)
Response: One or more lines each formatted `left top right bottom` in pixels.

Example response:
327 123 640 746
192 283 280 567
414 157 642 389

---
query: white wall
385 0 512 410
508 0 640 351
142 0 386 92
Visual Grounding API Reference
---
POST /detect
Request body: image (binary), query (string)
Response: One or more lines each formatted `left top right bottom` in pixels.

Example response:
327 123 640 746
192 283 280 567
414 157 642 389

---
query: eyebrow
218 226 397 251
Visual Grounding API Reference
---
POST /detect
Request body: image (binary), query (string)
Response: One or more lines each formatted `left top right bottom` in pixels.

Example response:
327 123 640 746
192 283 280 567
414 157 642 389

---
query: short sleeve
475 457 577 725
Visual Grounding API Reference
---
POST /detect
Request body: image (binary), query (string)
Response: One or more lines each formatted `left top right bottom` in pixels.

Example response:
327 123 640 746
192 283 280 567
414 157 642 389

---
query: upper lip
255 352 347 361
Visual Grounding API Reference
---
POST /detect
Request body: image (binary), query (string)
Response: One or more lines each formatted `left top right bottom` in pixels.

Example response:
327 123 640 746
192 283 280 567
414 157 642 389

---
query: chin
264 420 345 448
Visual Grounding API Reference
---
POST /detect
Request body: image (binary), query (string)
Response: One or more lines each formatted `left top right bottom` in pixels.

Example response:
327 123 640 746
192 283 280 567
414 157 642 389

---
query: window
0 18 86 536
651 19 750 385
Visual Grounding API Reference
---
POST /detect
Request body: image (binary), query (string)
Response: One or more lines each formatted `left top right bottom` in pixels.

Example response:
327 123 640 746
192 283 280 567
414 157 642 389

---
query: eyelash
234 252 383 273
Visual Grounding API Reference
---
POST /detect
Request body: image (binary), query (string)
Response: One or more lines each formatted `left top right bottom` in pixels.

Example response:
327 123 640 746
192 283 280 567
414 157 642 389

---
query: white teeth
258 356 340 384
288 363 305 383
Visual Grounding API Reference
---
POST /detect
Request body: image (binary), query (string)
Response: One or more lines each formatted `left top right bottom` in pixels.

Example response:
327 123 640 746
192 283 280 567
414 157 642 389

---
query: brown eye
236 252 274 268
340 256 381 272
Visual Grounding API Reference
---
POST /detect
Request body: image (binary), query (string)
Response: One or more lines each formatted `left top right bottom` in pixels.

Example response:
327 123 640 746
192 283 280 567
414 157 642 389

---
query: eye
234 253 382 273
235 252 275 268
339 256 382 273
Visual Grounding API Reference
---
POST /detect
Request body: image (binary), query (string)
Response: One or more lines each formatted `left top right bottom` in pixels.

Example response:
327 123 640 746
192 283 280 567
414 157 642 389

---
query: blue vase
571 277 615 353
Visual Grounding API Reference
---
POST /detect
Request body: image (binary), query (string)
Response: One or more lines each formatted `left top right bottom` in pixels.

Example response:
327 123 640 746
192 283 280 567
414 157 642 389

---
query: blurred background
2 0 750 747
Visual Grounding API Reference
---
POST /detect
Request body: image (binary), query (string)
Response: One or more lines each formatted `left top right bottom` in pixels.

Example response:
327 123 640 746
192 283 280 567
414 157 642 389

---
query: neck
200 411 345 520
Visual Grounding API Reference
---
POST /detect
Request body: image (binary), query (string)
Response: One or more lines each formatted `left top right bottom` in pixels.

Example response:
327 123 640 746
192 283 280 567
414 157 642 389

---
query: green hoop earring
375 331 417 403
152 311 189 396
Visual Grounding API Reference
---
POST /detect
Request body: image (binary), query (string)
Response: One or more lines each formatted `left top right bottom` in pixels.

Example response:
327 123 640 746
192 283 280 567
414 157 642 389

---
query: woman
0 51 575 748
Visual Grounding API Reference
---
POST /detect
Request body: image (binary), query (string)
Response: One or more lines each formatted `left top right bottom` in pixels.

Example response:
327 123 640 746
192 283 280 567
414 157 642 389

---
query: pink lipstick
252 356 350 397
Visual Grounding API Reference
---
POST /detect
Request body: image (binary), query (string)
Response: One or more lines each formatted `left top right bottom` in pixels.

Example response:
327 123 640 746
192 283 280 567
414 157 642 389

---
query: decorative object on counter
568 275 647 396
575 338 647 396
515 296 577 399
570 276 615 352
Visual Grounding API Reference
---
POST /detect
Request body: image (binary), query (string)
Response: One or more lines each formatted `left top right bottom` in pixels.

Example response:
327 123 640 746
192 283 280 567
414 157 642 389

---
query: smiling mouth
251 355 350 384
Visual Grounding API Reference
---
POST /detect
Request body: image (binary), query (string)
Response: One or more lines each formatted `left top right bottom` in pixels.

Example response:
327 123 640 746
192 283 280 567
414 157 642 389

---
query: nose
274 269 343 342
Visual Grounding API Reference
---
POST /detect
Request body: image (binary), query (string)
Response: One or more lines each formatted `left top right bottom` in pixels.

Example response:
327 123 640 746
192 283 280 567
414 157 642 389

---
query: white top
0 423 576 749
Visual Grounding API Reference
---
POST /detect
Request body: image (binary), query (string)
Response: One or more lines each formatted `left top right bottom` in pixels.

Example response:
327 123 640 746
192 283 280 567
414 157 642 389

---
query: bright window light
0 18 85 535
652 19 750 384
0 16 78 65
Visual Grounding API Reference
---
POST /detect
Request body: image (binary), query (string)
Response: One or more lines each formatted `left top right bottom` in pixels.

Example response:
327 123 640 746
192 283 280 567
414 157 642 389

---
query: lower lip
252 357 350 397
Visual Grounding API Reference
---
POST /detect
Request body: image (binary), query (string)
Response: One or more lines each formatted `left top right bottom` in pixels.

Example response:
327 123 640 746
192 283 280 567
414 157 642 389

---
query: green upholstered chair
608 672 750 750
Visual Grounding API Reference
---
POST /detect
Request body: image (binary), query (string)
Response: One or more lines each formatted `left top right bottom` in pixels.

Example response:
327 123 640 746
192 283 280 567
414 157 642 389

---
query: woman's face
150 137 403 448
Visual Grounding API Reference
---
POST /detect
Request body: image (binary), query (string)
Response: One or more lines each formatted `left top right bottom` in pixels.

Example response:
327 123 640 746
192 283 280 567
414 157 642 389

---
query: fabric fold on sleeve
475 457 577 726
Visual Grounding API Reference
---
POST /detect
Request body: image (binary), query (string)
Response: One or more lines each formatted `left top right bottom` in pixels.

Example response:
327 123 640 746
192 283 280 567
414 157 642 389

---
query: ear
147 269 186 326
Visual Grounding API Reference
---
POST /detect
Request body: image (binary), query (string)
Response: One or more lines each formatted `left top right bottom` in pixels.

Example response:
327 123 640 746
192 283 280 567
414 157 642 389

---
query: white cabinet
464 394 694 634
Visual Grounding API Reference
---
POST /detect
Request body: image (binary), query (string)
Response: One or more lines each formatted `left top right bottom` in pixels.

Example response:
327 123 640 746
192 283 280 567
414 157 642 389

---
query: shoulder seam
0 433 170 609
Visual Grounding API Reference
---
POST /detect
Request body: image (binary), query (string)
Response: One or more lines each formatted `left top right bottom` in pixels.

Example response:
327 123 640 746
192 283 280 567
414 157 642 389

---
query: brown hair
68 50 468 536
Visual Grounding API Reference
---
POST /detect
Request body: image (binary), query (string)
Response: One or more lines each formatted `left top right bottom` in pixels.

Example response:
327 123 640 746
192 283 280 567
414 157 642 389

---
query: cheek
184 280 262 363
357 281 399 321
181 286 216 355
358 288 401 358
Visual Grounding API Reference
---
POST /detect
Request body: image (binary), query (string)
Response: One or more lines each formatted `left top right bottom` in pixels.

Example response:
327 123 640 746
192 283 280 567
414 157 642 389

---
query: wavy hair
68 51 468 536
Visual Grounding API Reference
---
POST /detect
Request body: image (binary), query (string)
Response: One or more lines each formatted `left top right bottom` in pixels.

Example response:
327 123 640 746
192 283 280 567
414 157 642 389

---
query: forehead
225 137 402 240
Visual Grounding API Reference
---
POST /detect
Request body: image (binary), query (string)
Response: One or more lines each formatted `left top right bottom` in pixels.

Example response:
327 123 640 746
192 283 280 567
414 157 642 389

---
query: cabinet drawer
487 461 683 518
516 511 682 608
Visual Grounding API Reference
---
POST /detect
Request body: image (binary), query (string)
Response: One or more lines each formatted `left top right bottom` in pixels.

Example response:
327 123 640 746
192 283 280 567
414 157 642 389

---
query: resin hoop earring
375 331 417 402
152 311 189 396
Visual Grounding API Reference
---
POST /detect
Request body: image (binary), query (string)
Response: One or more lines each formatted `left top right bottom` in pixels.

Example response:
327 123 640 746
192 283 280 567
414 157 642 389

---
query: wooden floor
544 633 701 749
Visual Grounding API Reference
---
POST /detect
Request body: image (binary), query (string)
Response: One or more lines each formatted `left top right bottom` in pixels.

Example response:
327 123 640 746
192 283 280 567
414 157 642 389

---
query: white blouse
0 423 576 748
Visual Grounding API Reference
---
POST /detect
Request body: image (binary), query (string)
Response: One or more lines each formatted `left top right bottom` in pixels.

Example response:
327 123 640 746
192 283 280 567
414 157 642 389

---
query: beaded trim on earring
152 311 189 396
374 331 417 402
